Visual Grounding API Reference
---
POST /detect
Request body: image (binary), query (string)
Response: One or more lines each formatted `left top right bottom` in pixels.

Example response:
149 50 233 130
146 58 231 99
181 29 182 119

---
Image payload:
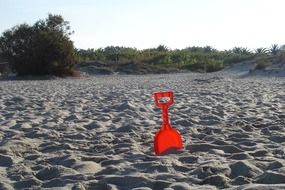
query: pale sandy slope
0 72 285 190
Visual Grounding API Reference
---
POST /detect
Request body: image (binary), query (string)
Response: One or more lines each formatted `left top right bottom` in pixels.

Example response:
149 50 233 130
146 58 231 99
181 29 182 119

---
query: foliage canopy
0 14 77 76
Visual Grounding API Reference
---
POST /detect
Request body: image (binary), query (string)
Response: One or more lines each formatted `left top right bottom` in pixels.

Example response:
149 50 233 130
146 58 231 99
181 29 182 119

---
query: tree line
0 14 285 76
76 44 285 72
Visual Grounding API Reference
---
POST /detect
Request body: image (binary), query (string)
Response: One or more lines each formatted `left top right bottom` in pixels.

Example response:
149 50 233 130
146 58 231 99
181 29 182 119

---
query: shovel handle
153 91 174 110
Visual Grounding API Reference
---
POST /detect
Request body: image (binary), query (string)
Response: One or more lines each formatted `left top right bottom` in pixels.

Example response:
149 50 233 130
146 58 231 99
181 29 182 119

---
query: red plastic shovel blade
154 127 183 155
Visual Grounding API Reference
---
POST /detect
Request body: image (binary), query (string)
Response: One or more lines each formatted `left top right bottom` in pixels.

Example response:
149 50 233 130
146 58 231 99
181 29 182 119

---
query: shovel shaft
161 107 170 130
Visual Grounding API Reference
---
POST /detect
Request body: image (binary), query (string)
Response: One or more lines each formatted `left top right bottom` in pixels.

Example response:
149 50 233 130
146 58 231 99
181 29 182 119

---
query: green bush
254 57 272 70
223 54 254 65
180 58 223 72
0 14 77 76
205 59 224 72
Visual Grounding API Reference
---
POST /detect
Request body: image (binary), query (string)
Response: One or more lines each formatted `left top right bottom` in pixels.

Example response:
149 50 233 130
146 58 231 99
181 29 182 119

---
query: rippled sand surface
0 73 285 189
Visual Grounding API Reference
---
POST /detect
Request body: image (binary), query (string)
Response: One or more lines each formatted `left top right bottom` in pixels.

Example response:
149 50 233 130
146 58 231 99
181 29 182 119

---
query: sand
0 70 285 189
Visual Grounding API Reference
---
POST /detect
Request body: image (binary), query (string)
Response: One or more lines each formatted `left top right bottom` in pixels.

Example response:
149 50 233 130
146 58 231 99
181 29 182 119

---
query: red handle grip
153 91 174 109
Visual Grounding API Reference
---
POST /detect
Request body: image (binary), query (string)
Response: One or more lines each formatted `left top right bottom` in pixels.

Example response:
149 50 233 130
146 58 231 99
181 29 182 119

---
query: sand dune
0 72 285 189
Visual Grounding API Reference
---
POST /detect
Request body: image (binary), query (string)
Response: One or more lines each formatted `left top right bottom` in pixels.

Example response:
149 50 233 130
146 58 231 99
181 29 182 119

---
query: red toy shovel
153 91 183 155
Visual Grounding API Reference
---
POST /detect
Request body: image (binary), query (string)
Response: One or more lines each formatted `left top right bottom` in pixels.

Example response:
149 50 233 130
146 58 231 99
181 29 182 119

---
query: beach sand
0 71 285 189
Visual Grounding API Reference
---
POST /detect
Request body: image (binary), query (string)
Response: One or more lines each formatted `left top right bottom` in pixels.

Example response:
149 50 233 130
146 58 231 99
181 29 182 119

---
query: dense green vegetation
0 14 78 76
1 14 285 76
76 44 285 73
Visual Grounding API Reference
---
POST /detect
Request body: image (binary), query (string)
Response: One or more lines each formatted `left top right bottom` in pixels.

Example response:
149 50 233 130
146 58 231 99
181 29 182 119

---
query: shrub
180 58 223 73
0 14 78 76
254 57 272 70
223 54 254 65
205 59 224 72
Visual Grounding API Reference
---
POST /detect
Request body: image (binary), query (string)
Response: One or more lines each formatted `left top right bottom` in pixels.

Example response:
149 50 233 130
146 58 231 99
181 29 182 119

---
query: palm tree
241 48 252 55
203 46 214 53
255 48 268 55
104 46 122 63
156 45 168 52
269 44 280 55
232 47 243 54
